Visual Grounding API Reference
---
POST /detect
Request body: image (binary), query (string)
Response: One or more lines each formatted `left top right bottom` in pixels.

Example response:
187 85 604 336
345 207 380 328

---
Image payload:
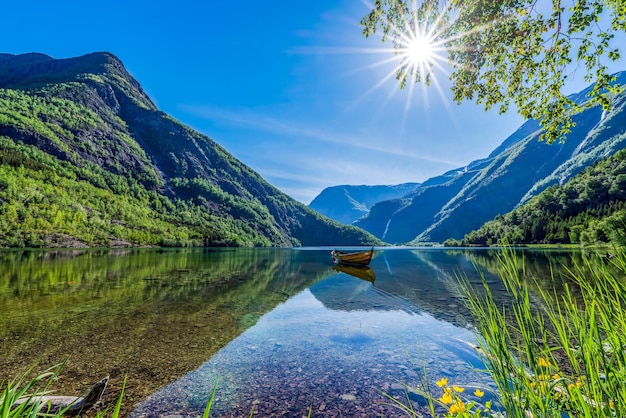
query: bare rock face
309 183 420 225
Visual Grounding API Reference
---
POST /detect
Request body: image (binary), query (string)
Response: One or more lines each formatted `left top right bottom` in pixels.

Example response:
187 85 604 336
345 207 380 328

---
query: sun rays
355 0 455 126
286 1 490 142
397 26 448 83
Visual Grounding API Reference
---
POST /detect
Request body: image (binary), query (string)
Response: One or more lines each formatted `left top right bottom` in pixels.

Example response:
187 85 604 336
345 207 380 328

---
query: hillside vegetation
449 149 626 246
0 52 379 248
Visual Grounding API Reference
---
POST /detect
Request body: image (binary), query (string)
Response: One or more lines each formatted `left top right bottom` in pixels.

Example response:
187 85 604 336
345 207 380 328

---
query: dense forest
446 149 626 246
0 52 379 248
0 134 281 247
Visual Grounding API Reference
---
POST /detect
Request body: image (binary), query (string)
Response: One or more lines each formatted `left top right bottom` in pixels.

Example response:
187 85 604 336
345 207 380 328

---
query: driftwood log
13 376 109 416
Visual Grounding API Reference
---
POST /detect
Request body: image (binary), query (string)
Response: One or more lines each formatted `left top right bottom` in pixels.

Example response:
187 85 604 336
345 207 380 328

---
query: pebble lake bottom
0 247 581 417
131 284 495 417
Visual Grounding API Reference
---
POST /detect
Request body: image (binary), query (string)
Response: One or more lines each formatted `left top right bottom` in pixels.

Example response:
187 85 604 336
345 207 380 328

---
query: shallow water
0 247 592 416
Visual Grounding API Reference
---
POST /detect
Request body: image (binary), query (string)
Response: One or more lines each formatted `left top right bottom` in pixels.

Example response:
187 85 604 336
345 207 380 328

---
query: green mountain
0 52 379 248
353 72 626 244
455 149 626 246
308 183 419 224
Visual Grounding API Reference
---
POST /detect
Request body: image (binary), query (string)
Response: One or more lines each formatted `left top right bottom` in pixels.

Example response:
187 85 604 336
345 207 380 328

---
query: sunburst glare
291 0 460 130
389 1 451 88
374 1 453 124
405 34 436 66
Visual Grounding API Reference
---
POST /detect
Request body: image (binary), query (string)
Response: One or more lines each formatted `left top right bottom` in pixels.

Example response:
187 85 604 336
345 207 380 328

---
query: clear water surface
0 247 587 417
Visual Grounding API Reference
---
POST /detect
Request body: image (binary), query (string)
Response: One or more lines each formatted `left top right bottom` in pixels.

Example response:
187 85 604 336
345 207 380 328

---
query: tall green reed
394 246 626 417
459 246 626 417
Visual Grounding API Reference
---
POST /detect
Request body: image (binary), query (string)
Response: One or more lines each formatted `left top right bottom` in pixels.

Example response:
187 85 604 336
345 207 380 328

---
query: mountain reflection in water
0 248 332 417
130 249 513 417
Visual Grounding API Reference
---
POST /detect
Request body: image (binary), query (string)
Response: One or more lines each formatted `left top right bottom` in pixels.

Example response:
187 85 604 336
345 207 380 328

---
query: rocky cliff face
0 52 379 247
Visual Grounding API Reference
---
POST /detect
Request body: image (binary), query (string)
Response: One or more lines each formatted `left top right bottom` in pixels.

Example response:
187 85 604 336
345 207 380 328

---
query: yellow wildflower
568 383 575 390
453 386 464 393
552 373 560 380
474 389 485 397
576 379 582 388
448 400 466 414
537 357 551 368
436 378 448 387
439 392 453 404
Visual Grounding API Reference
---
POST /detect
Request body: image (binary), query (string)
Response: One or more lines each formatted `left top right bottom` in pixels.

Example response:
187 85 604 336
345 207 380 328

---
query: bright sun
346 3 451 119
404 35 436 67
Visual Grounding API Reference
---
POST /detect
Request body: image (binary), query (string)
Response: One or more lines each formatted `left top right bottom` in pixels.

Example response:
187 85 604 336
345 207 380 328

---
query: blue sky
2 1 623 203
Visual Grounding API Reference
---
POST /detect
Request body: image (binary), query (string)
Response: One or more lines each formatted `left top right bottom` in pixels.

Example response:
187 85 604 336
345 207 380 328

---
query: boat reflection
333 264 376 283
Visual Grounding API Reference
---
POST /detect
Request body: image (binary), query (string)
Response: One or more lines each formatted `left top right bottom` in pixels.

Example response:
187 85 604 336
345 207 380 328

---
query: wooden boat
331 247 374 266
333 264 376 283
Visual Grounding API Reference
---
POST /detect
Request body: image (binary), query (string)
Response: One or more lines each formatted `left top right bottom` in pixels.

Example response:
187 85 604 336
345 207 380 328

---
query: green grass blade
202 379 218 418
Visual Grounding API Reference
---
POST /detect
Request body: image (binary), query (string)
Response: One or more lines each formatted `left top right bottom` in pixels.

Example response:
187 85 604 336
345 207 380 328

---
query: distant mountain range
0 52 380 248
308 183 419 224
310 72 626 244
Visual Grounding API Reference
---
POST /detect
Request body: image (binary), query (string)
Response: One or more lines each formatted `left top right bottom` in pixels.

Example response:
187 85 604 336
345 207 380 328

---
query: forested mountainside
0 52 379 248
308 183 419 224
451 149 626 246
353 72 626 244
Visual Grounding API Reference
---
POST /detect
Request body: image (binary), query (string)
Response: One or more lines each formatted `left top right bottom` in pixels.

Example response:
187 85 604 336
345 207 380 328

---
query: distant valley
310 72 626 245
309 183 419 225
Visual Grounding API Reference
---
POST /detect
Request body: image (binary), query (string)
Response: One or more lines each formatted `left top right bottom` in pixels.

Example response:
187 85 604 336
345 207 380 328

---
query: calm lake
0 247 591 417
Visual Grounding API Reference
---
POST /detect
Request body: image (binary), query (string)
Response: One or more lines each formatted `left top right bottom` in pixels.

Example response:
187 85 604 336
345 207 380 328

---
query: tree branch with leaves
361 0 626 143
